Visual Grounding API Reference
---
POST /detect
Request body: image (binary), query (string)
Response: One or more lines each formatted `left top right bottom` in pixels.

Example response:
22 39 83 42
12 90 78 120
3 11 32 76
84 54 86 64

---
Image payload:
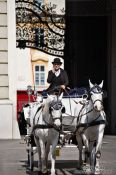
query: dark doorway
64 3 109 133
64 16 107 89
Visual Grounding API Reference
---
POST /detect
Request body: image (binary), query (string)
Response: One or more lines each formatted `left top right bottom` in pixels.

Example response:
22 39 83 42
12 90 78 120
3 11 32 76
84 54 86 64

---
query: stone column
7 0 20 139
0 0 13 139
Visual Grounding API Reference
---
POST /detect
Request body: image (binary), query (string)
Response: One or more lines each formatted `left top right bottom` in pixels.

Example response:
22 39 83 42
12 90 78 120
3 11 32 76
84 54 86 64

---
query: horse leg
39 139 48 174
34 137 42 173
90 145 96 174
94 124 105 174
82 134 89 164
94 150 101 175
50 137 59 175
81 133 92 174
45 141 50 170
76 132 83 169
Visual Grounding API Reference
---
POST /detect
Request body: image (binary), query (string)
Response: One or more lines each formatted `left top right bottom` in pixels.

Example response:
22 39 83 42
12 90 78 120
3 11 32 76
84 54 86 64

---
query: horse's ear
59 92 63 101
99 80 104 88
47 94 53 101
89 79 94 89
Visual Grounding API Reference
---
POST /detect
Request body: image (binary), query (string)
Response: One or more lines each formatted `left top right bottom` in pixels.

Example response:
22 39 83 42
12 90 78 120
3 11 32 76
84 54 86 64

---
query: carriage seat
65 87 88 98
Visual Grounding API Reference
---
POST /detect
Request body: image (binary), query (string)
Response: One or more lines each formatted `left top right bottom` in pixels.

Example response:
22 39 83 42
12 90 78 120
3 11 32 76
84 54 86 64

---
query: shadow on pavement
20 159 87 175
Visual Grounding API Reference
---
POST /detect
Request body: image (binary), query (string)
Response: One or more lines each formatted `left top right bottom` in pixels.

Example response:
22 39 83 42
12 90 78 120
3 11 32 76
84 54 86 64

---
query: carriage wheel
27 149 30 165
26 139 30 165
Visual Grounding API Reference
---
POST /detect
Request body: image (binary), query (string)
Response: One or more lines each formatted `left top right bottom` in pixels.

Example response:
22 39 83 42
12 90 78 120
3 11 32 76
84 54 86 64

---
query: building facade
0 0 116 139
0 0 65 139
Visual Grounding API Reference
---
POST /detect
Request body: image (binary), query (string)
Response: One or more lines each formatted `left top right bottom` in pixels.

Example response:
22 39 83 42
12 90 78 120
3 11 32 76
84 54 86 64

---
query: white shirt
55 69 60 77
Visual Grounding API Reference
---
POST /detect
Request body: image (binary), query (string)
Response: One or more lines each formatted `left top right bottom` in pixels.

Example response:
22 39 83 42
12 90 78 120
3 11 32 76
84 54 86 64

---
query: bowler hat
52 58 62 64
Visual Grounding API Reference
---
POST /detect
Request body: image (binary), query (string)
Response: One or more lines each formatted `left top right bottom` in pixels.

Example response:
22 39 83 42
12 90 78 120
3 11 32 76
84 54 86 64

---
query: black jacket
47 68 69 93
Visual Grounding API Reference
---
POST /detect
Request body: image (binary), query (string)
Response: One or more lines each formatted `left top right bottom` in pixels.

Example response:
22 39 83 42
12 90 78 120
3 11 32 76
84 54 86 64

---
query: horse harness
32 101 64 133
75 86 107 135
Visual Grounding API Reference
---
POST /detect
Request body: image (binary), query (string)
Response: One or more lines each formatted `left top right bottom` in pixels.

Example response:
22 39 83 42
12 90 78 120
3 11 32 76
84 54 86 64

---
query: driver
46 58 69 94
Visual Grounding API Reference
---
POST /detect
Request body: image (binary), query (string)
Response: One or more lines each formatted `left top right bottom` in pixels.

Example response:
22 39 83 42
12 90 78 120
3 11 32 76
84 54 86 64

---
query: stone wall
0 0 9 99
0 0 20 139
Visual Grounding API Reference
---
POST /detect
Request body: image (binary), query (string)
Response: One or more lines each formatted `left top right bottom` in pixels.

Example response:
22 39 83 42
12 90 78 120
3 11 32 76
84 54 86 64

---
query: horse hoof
95 171 100 175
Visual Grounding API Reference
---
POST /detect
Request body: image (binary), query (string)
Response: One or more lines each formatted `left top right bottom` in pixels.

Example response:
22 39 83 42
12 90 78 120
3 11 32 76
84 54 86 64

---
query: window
35 65 45 86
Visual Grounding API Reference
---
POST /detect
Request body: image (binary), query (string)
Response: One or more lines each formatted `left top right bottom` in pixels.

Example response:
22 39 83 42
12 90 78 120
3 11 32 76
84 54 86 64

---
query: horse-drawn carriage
23 88 80 171
23 80 107 175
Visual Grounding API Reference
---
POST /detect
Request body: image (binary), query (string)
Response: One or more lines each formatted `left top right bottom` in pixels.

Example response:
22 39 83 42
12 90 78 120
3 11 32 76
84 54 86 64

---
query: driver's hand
60 85 65 90
52 69 55 73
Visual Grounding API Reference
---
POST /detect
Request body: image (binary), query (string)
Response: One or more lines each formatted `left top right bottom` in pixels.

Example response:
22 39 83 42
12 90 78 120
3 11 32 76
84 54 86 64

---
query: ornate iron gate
16 0 65 57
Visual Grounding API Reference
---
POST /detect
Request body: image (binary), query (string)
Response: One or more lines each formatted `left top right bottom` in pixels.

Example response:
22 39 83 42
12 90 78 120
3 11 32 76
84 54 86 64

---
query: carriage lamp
27 85 32 95
27 85 32 103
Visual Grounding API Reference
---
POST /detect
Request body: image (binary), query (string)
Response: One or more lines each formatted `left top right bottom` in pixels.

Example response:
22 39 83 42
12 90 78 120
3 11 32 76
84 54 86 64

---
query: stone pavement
0 135 116 175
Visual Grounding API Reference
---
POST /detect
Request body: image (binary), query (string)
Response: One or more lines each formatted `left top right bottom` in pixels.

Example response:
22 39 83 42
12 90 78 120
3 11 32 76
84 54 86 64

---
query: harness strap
76 119 106 132
32 122 63 134
43 117 62 132
33 124 53 130
33 105 43 125
34 106 42 117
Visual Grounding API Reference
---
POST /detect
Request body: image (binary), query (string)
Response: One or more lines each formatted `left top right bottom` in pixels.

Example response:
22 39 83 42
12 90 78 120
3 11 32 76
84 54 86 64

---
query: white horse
74 80 106 174
24 93 65 175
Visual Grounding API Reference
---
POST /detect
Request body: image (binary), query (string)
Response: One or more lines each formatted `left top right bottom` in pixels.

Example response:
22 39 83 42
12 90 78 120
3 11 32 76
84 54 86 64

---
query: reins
33 105 43 125
64 88 89 116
